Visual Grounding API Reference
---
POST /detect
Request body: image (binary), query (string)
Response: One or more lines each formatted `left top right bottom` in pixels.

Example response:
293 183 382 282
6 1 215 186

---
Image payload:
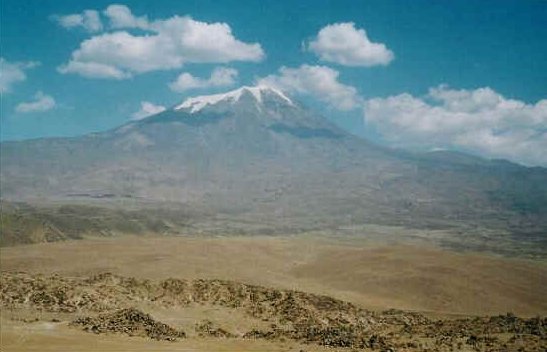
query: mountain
1 86 546 244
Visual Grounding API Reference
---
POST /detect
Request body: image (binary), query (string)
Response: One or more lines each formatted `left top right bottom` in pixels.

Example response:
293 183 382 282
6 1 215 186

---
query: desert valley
1 2 546 351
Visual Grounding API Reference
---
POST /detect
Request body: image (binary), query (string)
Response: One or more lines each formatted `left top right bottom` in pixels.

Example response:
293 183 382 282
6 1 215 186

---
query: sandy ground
1 234 546 351
0 318 333 352
1 234 545 317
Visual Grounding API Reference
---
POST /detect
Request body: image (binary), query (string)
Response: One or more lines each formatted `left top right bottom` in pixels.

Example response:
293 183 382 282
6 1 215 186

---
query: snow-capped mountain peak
174 85 294 113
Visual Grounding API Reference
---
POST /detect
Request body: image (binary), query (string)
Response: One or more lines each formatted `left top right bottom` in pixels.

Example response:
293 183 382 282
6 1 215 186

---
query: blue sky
1 0 546 166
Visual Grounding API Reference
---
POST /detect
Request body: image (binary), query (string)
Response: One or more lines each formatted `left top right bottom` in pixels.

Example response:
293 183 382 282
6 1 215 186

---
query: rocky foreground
70 307 187 341
1 272 545 351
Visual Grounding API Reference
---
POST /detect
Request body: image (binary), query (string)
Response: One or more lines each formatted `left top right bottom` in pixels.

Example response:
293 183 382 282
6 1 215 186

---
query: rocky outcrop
194 320 235 338
71 308 186 341
1 272 545 351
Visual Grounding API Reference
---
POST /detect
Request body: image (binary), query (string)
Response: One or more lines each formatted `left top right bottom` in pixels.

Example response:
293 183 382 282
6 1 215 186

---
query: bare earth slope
1 235 545 316
1 235 546 351
1 271 546 351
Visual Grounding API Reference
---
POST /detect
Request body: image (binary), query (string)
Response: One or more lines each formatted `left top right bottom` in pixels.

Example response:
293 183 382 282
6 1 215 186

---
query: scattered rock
195 320 235 338
70 308 186 341
2 272 545 350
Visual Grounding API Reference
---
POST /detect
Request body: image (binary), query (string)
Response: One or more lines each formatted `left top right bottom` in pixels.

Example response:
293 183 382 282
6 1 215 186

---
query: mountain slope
1 86 546 239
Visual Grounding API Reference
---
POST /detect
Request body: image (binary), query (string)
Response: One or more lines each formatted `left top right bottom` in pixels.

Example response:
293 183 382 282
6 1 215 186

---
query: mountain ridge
174 85 295 113
1 85 546 244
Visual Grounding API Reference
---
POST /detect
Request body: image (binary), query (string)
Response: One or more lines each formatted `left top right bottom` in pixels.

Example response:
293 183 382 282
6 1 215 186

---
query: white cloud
103 4 149 29
58 60 130 79
169 67 238 92
0 58 40 93
132 101 166 120
258 64 361 111
15 92 56 113
307 22 394 67
52 10 103 32
59 5 264 79
58 30 184 78
363 85 547 166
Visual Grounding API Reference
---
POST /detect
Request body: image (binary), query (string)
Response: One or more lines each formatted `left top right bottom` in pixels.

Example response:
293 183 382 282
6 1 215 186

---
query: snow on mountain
1 83 545 240
174 85 294 113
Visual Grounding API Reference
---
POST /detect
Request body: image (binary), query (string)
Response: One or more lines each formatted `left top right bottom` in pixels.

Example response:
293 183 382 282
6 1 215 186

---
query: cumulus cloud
103 4 149 29
0 58 40 93
307 22 394 67
59 5 264 79
169 67 238 92
363 85 547 166
258 64 361 110
15 92 56 113
52 10 103 32
132 101 166 120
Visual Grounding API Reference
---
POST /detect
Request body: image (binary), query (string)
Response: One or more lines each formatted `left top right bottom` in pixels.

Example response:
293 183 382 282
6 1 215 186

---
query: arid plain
1 232 546 351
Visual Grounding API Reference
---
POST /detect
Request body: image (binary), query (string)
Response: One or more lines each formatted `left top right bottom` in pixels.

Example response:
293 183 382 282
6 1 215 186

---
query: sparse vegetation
1 272 545 351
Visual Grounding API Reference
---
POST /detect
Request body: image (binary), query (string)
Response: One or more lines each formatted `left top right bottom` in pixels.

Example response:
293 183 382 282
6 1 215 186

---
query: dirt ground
2 234 545 316
1 234 546 351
